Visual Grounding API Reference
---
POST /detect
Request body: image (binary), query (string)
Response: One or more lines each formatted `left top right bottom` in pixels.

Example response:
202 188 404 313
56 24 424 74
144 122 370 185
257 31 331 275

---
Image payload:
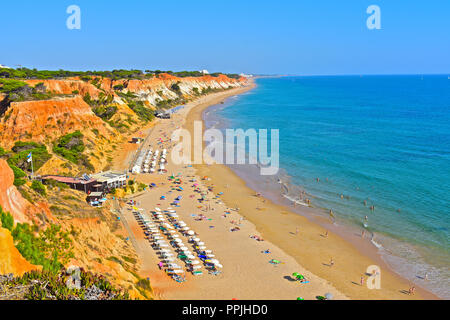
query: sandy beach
113 83 437 300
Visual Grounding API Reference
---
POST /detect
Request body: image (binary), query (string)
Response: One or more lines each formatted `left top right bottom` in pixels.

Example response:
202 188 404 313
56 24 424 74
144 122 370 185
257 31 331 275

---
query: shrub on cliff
126 100 154 123
53 131 85 163
12 221 74 274
8 142 52 172
0 78 28 92
7 163 27 186
53 131 94 172
171 82 182 95
31 180 46 196
0 206 14 231
93 105 118 120
3 268 131 300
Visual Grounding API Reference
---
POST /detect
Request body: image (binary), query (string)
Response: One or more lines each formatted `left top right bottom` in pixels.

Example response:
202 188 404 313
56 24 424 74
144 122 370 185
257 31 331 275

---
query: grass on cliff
0 205 74 274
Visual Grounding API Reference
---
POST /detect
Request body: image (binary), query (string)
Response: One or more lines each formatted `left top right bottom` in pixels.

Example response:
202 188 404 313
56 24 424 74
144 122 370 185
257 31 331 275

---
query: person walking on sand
295 227 299 235
360 276 364 286
330 258 334 267
324 230 328 238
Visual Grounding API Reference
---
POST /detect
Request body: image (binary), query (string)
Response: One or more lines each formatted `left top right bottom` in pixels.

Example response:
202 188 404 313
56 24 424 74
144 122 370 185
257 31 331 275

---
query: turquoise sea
203 76 450 298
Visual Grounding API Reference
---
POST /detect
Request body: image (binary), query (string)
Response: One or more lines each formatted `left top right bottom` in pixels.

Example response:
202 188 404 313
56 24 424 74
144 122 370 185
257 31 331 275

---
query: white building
91 171 127 190
200 69 209 75
0 64 11 69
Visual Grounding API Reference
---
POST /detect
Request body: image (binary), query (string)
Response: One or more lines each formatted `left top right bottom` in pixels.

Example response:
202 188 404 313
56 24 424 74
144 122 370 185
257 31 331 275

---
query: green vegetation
8 141 52 172
53 131 94 171
156 97 185 109
44 179 69 190
31 180 46 196
8 164 27 186
0 67 235 81
93 105 118 120
117 92 154 122
53 131 85 162
0 78 28 92
1 209 75 273
12 222 74 273
0 206 14 231
171 82 182 95
5 141 51 186
0 78 54 101
3 268 130 300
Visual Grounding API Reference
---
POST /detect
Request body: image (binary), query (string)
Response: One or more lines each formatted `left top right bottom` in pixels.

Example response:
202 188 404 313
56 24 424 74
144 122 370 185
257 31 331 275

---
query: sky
1 0 449 75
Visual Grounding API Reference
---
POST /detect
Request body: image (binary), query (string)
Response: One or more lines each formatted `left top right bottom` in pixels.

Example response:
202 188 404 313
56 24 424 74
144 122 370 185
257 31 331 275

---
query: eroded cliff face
24 74 247 105
0 159 52 225
0 96 116 149
0 74 247 173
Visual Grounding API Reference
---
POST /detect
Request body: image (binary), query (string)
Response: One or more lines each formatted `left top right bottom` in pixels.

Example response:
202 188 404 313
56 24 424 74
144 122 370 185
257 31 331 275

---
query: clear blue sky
1 0 449 75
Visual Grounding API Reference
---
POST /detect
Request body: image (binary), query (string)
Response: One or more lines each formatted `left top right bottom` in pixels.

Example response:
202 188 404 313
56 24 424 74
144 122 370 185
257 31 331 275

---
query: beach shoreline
186 80 439 300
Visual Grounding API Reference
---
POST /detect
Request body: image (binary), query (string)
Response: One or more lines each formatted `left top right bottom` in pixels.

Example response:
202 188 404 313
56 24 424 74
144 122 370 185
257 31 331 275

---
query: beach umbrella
172 270 184 274
187 230 195 235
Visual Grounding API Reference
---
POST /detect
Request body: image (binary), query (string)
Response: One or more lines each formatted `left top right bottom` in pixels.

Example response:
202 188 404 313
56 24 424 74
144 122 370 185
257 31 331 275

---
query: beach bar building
90 171 127 192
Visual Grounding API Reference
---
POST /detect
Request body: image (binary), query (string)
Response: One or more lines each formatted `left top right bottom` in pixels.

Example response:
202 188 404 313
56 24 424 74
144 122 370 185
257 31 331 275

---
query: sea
203 75 450 298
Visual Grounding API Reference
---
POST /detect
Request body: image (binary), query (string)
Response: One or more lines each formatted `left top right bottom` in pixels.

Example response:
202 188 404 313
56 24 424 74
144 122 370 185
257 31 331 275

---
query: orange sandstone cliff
0 159 52 224
0 96 116 150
